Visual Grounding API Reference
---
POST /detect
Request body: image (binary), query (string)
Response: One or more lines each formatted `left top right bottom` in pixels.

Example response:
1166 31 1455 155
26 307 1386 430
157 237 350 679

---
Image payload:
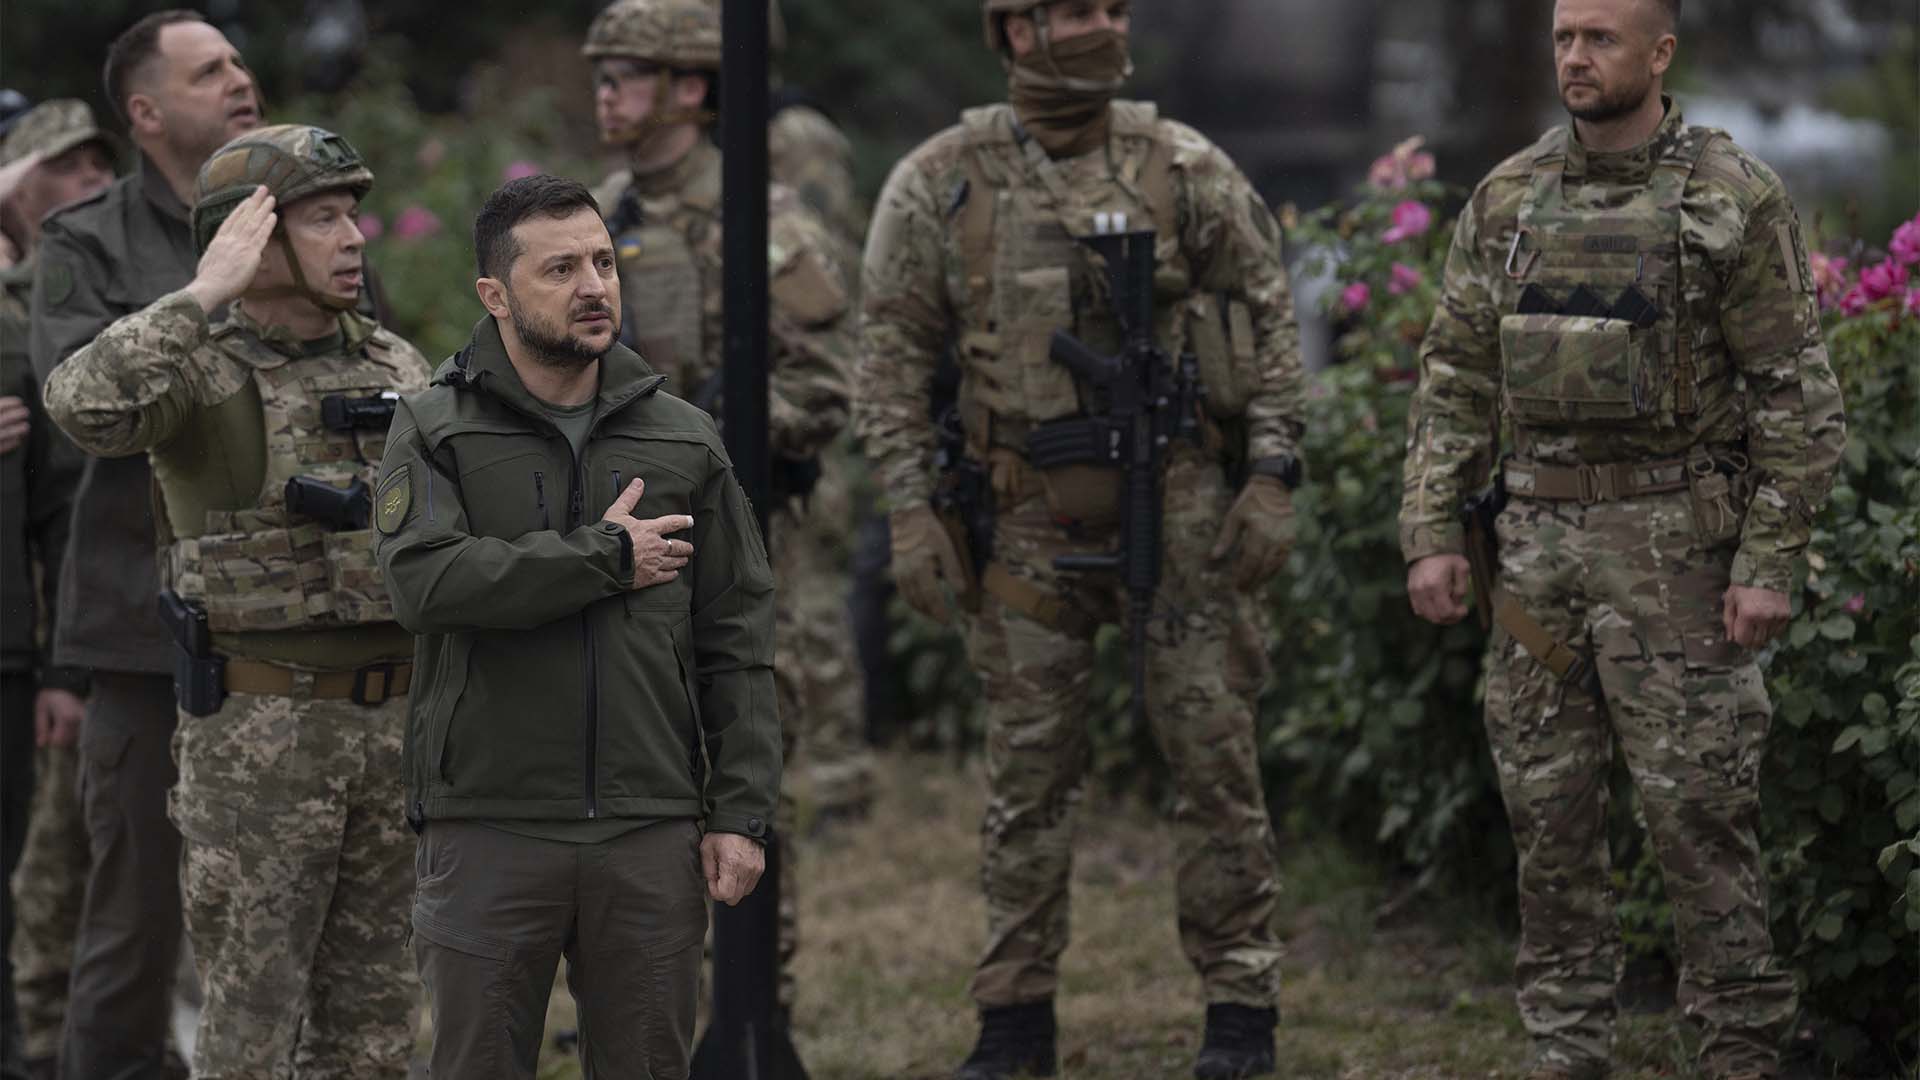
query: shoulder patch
38 260 74 307
375 466 411 535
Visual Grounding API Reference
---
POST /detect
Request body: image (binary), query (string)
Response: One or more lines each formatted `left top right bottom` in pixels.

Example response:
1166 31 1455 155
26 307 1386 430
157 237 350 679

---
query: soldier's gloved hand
1209 475 1295 590
889 504 967 623
185 186 278 315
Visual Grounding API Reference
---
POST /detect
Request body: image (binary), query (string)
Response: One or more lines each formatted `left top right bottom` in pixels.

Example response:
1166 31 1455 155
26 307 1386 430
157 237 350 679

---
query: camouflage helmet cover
192 123 373 253
0 99 116 168
582 0 723 70
982 0 1046 51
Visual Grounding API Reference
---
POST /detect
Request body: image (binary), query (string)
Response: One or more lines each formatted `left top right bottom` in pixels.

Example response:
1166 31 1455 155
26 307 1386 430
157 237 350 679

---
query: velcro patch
1582 235 1639 254
375 467 410 535
38 259 74 307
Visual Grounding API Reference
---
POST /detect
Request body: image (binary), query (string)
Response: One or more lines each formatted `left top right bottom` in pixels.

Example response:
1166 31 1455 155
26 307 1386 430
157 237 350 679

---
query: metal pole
692 0 805 1076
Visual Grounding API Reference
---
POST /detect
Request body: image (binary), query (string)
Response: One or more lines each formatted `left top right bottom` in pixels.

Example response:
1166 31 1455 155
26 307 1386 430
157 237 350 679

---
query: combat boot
1193 1004 1277 1079
954 1000 1057 1080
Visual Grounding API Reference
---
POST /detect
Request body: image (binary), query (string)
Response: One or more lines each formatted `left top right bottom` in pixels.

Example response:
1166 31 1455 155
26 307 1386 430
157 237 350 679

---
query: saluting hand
185 186 277 315
601 478 695 590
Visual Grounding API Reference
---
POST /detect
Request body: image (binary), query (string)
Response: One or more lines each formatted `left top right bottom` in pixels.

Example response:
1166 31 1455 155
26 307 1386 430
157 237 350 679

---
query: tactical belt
981 563 1099 638
224 659 413 705
1504 456 1690 504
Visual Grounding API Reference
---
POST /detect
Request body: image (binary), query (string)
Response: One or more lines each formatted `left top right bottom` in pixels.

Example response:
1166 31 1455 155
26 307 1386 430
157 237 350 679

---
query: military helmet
192 124 373 253
0 99 115 169
982 0 1046 51
582 0 722 70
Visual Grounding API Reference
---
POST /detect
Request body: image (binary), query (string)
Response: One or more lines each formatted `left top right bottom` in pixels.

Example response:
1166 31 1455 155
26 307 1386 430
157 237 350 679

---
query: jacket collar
451 315 665 430
137 154 192 225
1564 95 1684 184
221 302 379 366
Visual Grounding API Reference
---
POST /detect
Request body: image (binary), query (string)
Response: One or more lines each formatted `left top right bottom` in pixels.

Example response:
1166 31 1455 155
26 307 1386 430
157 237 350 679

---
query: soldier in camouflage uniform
763 0 866 248
854 1 1303 1075
45 124 428 1079
0 99 112 1080
583 0 855 1014
1400 2 1845 1078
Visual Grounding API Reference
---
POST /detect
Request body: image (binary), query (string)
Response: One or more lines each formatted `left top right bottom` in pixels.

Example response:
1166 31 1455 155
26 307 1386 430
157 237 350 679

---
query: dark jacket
1 257 83 689
28 158 197 674
377 317 780 839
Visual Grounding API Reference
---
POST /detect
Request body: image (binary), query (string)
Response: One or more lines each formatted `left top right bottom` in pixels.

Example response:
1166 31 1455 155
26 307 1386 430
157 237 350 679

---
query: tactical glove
1210 475 1295 591
889 504 969 623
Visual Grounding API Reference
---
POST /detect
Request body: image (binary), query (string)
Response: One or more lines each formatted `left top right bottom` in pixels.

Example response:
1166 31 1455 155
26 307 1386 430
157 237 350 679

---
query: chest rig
947 101 1193 455
164 318 416 632
1498 124 1729 436
609 167 720 392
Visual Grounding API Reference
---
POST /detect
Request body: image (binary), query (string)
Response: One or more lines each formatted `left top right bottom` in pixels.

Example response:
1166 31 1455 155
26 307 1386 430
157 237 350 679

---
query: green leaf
1832 726 1868 754
1866 500 1896 524
1861 694 1890 723
1857 728 1891 758
1858 932 1896 967
1813 910 1847 941
1819 614 1857 641
1818 785 1847 824
1828 651 1869 677
1788 619 1819 649
1898 793 1920 832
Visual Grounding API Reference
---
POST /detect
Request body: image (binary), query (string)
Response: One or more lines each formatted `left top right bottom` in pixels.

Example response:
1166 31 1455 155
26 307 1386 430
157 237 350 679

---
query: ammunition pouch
157 591 227 717
1500 313 1659 425
1185 293 1255 420
1684 448 1752 547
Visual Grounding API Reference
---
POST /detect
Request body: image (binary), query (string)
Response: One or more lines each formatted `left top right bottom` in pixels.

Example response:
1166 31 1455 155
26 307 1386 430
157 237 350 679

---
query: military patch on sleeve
39 259 74 307
375 466 410 535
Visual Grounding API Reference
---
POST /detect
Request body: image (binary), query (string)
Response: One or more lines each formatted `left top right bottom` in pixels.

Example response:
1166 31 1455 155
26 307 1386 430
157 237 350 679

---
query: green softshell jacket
376 316 779 840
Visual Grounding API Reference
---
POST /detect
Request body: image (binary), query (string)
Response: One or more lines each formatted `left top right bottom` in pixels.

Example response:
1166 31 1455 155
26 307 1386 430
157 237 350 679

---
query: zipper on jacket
572 452 599 820
612 468 622 497
533 471 548 530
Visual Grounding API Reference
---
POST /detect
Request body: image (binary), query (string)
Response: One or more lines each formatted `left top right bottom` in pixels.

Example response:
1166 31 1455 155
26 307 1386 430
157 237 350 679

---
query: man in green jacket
377 174 780 1078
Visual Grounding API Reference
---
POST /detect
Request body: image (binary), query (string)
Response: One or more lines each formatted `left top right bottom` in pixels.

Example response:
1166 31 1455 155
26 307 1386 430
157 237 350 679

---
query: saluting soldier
46 125 429 1078
854 1 1306 1075
1400 1 1846 1077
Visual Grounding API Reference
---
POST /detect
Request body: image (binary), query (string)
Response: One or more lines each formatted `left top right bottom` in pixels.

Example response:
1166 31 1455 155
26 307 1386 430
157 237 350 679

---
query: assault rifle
1030 219 1204 728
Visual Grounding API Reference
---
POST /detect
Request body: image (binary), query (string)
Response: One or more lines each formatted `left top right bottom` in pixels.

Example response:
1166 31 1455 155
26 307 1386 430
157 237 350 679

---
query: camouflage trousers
9 742 87 1058
169 689 417 1079
1487 492 1796 1077
959 453 1282 1009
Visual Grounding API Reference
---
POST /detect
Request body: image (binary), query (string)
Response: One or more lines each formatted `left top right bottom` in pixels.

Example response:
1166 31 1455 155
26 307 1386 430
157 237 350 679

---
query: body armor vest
164 319 421 632
949 101 1200 443
609 164 720 392
1499 124 1731 434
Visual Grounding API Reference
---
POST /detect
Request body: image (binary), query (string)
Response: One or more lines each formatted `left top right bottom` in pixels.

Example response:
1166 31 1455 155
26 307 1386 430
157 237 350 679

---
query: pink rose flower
1808 252 1848 311
392 206 442 242
503 160 542 182
1388 262 1424 295
356 212 384 241
1340 282 1372 312
1891 214 1920 266
1843 593 1866 615
1859 258 1910 302
1367 135 1437 192
1905 288 1920 317
1838 286 1870 317
1382 200 1434 244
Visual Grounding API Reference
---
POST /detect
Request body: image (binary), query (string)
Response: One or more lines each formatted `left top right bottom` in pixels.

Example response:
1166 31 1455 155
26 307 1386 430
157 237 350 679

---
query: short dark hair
474 174 601 281
102 9 206 127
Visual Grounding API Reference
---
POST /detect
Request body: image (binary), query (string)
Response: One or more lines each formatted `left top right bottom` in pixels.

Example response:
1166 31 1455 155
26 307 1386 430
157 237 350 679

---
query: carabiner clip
1505 228 1540 280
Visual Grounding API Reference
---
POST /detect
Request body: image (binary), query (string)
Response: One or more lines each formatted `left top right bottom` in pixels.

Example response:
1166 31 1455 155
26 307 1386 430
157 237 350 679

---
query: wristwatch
1247 455 1303 490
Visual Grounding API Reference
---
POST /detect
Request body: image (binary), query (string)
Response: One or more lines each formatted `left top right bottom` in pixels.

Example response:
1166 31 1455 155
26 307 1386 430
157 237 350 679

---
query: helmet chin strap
248 228 357 312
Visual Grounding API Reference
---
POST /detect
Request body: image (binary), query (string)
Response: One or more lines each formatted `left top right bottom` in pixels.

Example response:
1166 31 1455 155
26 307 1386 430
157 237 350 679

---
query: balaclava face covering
1007 7 1131 158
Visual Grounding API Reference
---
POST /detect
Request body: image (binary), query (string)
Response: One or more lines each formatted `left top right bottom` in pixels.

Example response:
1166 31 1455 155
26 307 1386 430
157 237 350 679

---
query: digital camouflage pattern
171 691 415 1077
1400 102 1841 1077
594 136 857 1004
8 744 86 1059
42 286 426 1073
961 455 1282 1008
0 99 111 168
44 291 428 665
855 98 1299 1009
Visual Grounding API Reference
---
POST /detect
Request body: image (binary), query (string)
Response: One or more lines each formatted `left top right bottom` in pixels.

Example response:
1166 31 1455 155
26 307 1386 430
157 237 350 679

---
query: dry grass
512 751 1698 1080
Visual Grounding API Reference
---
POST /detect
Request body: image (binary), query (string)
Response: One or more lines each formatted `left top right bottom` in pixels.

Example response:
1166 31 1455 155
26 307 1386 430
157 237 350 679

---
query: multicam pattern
582 0 723 68
1400 103 1838 1077
171 692 416 1077
856 100 1301 1009
770 103 866 248
8 744 86 1058
1484 493 1796 1077
961 456 1282 1008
